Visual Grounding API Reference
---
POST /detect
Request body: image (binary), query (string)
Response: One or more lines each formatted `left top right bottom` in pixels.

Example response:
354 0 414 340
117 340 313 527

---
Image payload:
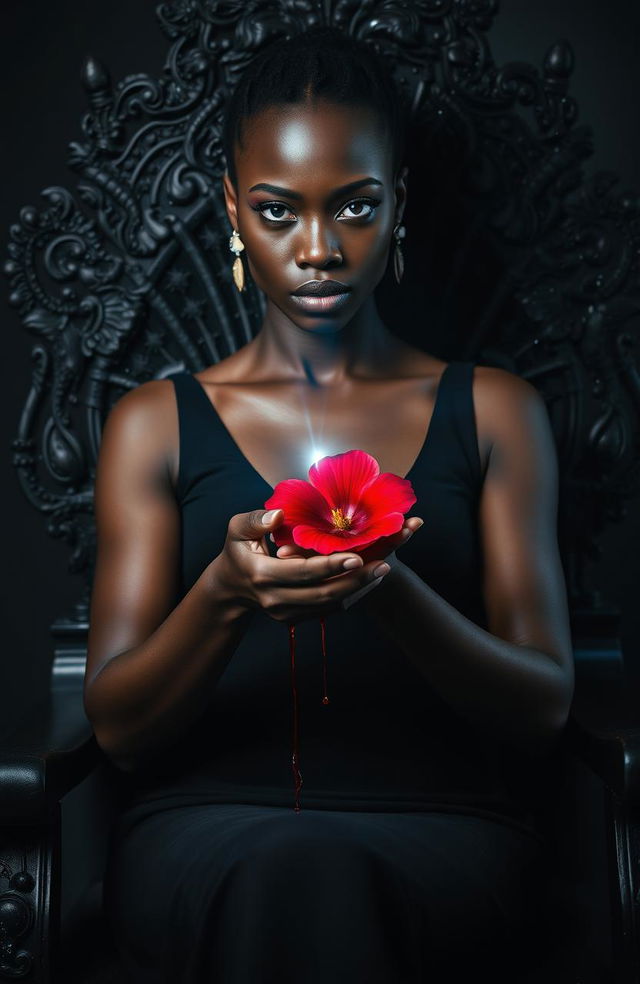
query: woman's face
223 98 407 330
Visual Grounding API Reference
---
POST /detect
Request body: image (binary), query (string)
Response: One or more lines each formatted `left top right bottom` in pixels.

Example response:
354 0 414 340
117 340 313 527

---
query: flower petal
352 472 417 526
265 479 333 550
271 525 297 548
356 511 406 541
293 525 359 554
308 450 379 509
293 512 405 554
265 479 333 526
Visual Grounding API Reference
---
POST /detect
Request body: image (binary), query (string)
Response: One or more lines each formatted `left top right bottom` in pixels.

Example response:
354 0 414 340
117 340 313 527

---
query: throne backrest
5 1 640 652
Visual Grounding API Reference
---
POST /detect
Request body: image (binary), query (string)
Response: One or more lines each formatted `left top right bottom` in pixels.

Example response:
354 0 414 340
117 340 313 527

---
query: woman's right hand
212 508 391 624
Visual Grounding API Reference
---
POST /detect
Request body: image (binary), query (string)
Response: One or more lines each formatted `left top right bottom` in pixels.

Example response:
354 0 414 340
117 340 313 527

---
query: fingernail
373 563 390 577
263 509 279 524
343 557 361 570
414 519 424 528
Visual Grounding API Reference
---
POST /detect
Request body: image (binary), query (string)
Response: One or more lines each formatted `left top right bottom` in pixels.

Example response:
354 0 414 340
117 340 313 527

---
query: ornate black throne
2 1 639 981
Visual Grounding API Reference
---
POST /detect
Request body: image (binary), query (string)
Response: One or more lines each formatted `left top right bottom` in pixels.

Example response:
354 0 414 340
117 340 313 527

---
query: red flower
263 449 417 555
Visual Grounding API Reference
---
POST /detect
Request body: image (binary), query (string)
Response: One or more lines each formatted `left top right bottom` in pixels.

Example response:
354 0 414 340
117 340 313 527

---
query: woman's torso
117 343 542 838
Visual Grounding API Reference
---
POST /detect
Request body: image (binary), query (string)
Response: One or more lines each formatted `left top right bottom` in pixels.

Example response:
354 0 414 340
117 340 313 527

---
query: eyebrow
247 177 384 201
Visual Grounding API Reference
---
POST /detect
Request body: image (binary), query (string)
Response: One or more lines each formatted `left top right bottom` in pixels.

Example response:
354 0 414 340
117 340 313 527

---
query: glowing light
309 448 327 469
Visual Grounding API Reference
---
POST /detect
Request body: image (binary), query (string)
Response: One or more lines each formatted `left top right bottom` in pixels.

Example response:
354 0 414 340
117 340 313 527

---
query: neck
248 295 403 387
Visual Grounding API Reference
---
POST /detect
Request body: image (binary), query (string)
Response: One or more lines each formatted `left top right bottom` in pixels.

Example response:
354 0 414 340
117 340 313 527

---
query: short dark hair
222 27 409 188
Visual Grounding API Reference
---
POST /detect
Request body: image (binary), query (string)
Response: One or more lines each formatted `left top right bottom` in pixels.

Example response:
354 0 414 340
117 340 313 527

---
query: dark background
1 0 639 735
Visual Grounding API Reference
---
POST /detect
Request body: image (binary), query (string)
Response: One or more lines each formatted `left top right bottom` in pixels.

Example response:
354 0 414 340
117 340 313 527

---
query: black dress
102 362 555 983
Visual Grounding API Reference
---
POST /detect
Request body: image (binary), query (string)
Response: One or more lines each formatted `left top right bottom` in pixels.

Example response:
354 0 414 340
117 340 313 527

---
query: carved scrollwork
4 188 147 614
4 0 639 626
511 167 640 562
0 856 35 980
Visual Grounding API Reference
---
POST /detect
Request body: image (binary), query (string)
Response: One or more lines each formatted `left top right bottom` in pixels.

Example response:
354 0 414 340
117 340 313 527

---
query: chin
284 302 357 332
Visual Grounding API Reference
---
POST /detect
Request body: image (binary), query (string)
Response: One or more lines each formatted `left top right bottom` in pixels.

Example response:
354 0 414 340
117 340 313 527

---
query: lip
290 292 353 314
291 280 352 297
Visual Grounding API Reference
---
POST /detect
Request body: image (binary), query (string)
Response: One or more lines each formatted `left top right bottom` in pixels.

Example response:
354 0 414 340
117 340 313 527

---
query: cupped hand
213 508 400 624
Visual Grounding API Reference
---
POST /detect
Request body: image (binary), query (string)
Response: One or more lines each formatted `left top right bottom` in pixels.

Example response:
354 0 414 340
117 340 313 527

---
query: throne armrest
566 710 640 813
567 637 640 811
566 622 639 811
0 690 103 824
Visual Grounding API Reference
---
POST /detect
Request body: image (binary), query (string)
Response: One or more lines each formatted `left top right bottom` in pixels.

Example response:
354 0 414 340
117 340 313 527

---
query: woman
87 26 575 984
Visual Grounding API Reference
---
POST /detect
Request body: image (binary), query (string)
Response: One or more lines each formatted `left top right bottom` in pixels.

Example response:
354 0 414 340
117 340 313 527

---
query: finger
387 518 424 547
276 544 314 559
276 543 303 556
266 559 388 611
392 518 424 540
261 550 365 586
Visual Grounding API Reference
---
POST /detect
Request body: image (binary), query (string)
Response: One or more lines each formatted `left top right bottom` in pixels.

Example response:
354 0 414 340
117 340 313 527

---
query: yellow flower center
331 507 352 531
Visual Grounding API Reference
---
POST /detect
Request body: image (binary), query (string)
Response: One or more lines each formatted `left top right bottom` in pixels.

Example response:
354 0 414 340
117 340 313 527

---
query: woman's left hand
272 516 424 566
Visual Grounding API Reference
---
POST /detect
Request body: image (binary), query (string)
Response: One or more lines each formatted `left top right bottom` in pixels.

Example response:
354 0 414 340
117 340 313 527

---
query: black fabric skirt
102 801 553 984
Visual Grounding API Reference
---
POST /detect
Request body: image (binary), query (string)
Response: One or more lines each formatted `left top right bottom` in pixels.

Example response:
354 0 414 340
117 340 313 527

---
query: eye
254 202 296 224
338 198 380 221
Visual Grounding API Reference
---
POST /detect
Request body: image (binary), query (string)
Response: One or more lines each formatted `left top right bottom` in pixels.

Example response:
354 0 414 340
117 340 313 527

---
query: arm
84 381 253 774
358 367 575 757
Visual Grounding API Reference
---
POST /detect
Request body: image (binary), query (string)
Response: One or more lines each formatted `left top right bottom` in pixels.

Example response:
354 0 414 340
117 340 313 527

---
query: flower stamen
330 507 352 531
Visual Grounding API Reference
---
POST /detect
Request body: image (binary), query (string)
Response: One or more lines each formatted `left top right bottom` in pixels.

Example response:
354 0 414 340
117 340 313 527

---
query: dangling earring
393 222 406 284
229 229 246 292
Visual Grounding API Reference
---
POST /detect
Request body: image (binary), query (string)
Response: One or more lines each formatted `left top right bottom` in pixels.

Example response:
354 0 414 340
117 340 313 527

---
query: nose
295 216 343 269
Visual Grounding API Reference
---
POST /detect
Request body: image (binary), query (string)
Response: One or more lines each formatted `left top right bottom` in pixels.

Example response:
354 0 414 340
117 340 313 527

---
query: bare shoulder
472 364 547 428
105 378 178 442
471 364 554 475
100 378 179 489
472 363 541 397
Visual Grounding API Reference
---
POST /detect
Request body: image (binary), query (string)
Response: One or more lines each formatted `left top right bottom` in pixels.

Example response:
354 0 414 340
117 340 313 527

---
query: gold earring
229 229 246 292
393 223 405 284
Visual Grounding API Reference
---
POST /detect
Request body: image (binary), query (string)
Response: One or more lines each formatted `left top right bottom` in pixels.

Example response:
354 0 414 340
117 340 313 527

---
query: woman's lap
103 802 549 984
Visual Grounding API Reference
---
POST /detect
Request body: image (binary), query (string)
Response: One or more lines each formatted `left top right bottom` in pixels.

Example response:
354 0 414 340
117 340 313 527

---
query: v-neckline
186 361 455 493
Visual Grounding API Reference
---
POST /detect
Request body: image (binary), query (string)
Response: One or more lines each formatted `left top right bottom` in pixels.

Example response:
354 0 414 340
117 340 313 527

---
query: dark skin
84 98 574 772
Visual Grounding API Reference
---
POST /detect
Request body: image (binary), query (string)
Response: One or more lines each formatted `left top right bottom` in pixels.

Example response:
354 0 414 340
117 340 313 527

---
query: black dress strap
442 360 482 491
168 370 223 502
